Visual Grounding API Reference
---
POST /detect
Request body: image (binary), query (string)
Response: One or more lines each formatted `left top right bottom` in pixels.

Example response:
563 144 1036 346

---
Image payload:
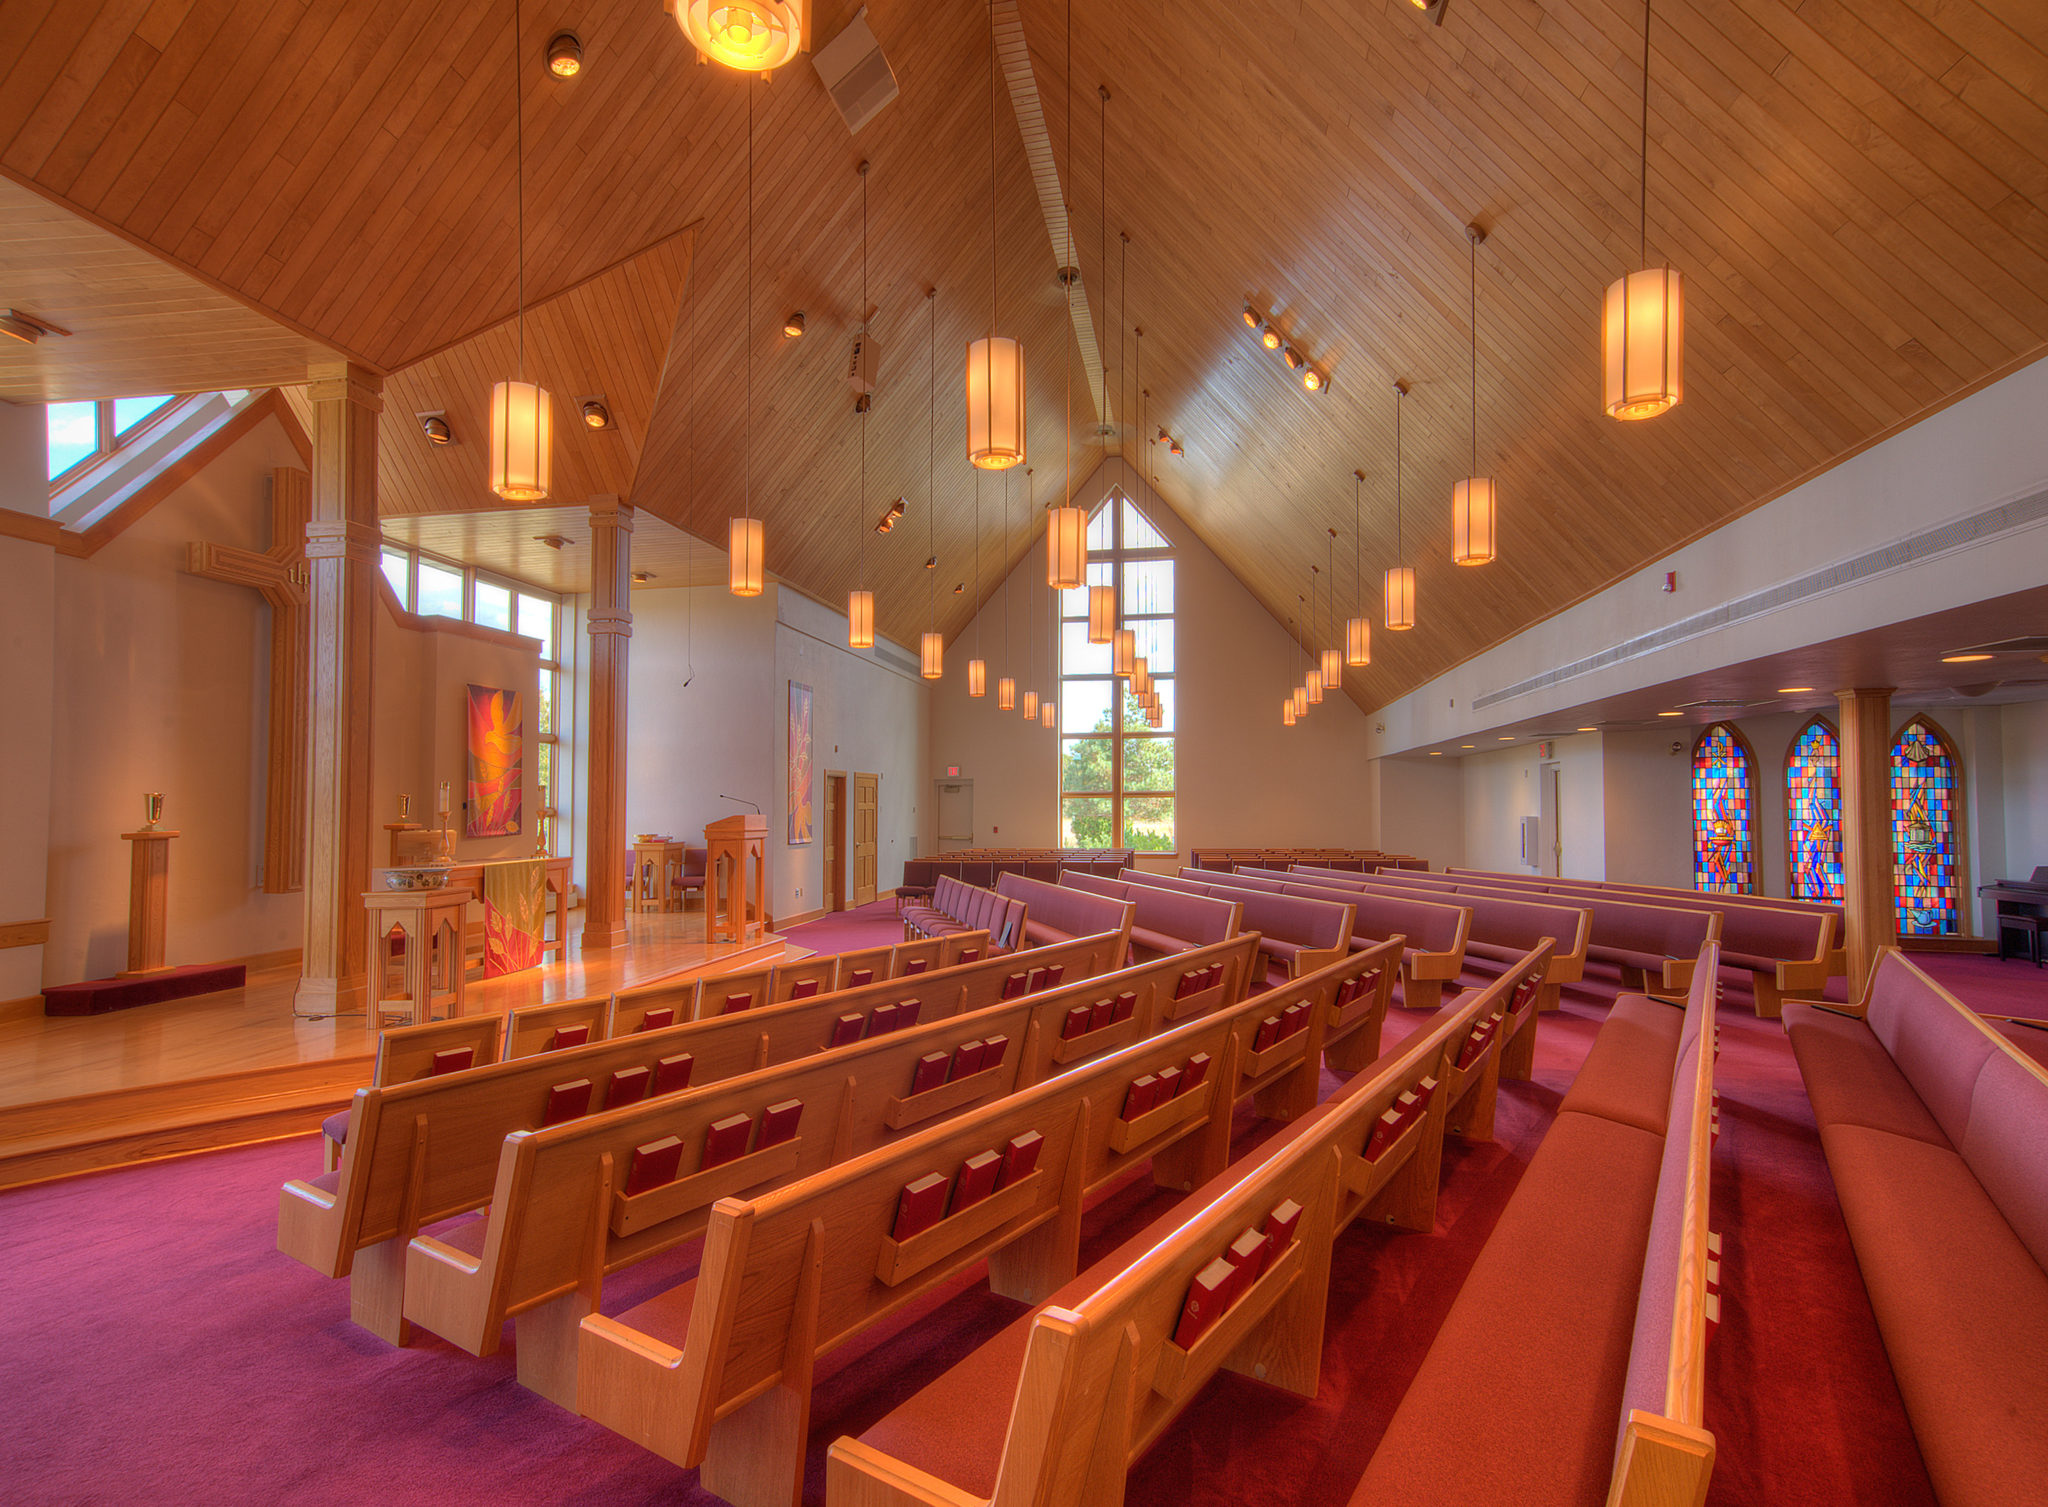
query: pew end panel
771 956 841 1003
507 994 613 1058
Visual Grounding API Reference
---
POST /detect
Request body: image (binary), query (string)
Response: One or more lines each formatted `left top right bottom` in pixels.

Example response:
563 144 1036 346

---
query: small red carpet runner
42 962 247 1016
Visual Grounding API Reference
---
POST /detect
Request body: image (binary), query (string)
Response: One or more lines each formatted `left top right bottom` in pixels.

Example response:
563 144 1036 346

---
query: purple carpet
778 898 905 956
12 952 2040 1505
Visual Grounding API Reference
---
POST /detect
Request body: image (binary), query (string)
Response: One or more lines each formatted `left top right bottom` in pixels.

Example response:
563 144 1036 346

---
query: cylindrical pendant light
1046 505 1086 589
968 658 986 697
1347 614 1372 667
1283 698 1297 728
1040 700 1056 729
1384 565 1416 631
850 162 874 647
490 381 553 501
1132 658 1151 698
848 590 875 648
728 515 765 596
1453 225 1499 564
1112 627 1136 678
1020 688 1039 720
1087 582 1116 643
997 676 1016 711
1385 381 1415 630
1305 668 1324 706
967 6 1024 469
1292 685 1308 719
920 632 944 680
673 0 803 71
1321 647 1343 688
1603 1 1683 422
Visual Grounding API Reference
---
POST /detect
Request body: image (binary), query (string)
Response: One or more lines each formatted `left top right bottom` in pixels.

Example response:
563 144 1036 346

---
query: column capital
307 361 386 410
304 518 383 563
587 607 634 638
1834 687 1898 703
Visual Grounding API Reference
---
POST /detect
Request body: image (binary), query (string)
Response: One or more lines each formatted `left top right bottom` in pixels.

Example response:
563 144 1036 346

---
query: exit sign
946 765 959 777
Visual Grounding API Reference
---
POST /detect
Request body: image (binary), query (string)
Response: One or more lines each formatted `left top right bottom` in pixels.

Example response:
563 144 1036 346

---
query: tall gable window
1058 493 1175 851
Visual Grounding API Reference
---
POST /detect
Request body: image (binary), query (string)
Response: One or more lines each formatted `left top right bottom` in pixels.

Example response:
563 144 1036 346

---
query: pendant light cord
1469 229 1478 477
858 161 868 594
1099 86 1108 433
928 288 937 633
1063 0 1073 510
745 76 755 528
1395 384 1404 560
1353 471 1363 622
1640 0 1651 269
513 0 524 379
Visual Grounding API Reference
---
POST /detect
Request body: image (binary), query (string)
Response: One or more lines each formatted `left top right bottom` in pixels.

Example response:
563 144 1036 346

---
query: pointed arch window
1691 723 1758 894
1889 716 1962 937
1784 717 1843 901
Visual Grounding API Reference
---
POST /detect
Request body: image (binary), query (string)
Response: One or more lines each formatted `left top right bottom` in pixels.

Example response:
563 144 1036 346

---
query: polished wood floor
0 907 799 1113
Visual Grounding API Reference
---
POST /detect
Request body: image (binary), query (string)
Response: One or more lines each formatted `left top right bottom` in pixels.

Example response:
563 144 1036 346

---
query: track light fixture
580 398 612 429
1241 305 1261 329
546 32 583 76
1302 368 1327 393
419 413 453 445
1409 0 1451 24
1241 302 1330 396
1259 323 1282 351
783 310 805 338
1282 347 1304 370
1169 441 1184 458
874 498 905 533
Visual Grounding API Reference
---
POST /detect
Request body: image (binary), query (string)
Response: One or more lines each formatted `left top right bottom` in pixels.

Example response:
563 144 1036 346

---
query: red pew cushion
1557 994 1685 1136
1783 1001 1946 1145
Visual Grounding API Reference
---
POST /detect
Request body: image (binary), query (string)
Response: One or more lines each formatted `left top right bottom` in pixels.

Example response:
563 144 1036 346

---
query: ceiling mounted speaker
812 7 898 132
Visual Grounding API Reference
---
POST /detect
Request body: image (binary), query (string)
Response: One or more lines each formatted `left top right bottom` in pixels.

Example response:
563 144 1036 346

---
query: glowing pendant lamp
1292 685 1308 719
849 162 875 646
1321 648 1343 688
729 516 765 596
917 288 941 674
1283 698 1297 728
968 658 986 697
1112 627 1136 678
1040 700 1056 729
1385 381 1416 631
730 77 766 595
1602 0 1683 421
1088 583 1116 643
1346 471 1371 666
1021 689 1039 720
849 591 874 649
1347 615 1372 667
1318 533 1342 687
491 5 552 502
967 6 1024 468
1047 505 1086 589
998 676 1016 711
1453 225 1498 564
1131 658 1151 698
1305 668 1324 706
920 632 943 680
668 0 803 72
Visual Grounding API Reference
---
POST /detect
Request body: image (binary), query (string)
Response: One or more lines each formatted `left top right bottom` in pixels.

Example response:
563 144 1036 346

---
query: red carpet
41 961 248 1015
777 897 907 957
13 953 2035 1505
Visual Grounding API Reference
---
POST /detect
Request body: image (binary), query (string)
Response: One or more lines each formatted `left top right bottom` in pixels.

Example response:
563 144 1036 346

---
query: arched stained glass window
1785 718 1843 901
1890 717 1962 937
1692 723 1757 894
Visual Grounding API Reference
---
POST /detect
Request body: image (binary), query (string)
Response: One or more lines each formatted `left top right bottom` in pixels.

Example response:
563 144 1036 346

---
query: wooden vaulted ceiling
3 1 2046 710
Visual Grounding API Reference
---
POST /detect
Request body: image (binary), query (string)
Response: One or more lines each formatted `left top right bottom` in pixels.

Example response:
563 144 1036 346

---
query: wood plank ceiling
2 0 2045 710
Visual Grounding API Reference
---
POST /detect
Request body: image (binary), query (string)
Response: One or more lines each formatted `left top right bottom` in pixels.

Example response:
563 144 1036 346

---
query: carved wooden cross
185 467 312 893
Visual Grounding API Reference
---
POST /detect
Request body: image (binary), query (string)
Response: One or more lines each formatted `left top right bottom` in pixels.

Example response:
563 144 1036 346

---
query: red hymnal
903 958 929 975
1089 996 1117 1031
893 1172 951 1241
1122 1074 1163 1120
624 1136 685 1197
654 1053 695 1096
895 998 922 1028
790 978 821 999
1457 1020 1494 1069
1175 970 1202 999
606 1065 652 1109
1511 977 1539 1012
429 1047 473 1076
1002 972 1029 999
637 1006 676 1032
847 967 875 988
957 948 981 964
1025 968 1047 992
1041 964 1064 988
867 1002 901 1036
1283 1000 1311 1036
548 1024 590 1051
1252 1016 1282 1053
1062 1004 1093 1040
758 1099 803 1148
1173 1257 1238 1348
951 1150 1002 1214
980 1033 1009 1070
998 1131 1043 1188
1364 1107 1405 1161
542 1079 592 1126
1179 1052 1211 1094
830 1014 865 1047
724 992 756 1016
1226 1227 1273 1283
701 1113 754 1169
1263 1198 1303 1250
1112 991 1138 1024
1333 977 1357 1009
1154 1065 1183 1101
951 1039 988 1079
910 1052 951 1096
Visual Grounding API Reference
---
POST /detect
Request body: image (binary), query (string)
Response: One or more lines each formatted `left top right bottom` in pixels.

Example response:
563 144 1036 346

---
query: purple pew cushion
1558 995 1686 1136
1957 1048 2048 1270
1866 962 1998 1147
321 1110 352 1146
1783 1000 1947 1146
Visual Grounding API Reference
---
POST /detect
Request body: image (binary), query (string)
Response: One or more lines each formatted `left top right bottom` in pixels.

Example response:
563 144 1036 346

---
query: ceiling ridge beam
990 0 1109 431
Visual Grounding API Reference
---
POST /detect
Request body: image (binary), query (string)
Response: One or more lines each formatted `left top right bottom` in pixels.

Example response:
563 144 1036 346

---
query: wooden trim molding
0 918 51 950
375 576 545 652
0 510 66 549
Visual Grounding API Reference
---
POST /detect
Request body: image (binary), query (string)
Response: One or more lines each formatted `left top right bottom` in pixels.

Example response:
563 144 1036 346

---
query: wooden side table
362 887 472 1031
631 839 679 913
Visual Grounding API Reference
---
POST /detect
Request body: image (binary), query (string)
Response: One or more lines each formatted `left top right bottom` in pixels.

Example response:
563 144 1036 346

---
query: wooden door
825 774 846 912
852 773 879 906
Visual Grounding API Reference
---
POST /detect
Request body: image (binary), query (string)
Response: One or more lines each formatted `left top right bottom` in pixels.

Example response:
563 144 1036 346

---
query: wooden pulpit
706 815 769 944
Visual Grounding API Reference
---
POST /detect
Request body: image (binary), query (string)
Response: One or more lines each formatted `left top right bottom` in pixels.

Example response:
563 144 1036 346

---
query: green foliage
1058 689 1174 848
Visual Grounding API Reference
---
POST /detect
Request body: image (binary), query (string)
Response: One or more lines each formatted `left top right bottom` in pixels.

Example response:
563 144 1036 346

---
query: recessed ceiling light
546 32 583 77
1498 735 1515 740
1942 653 1993 663
1429 750 1442 756
1577 726 1596 732
1460 743 1475 749
631 570 654 583
1776 686 1814 694
783 311 806 339
1657 710 1682 717
581 398 612 429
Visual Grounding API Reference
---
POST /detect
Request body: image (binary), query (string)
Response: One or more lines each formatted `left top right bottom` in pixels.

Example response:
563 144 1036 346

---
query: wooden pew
937 930 992 967
506 995 612 1057
572 940 1397 1505
1370 869 1719 1000
1439 868 1838 1015
832 944 895 990
322 1014 505 1172
1061 870 1243 958
1119 870 1353 979
1343 946 1718 1507
277 931 1131 1344
401 934 1267 1403
890 937 944 977
826 946 1552 1507
996 871 1136 959
611 984 699 1037
694 964 777 1019
768 955 839 1003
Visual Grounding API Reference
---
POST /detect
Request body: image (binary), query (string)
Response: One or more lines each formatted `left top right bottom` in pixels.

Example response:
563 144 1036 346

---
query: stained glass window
1890 717 1961 937
1785 718 1843 901
1692 724 1756 894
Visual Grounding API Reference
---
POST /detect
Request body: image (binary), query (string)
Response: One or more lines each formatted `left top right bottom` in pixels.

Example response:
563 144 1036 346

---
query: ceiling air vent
813 9 898 134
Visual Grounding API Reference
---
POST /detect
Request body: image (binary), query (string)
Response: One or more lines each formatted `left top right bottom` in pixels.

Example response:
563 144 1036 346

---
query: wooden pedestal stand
119 828 180 978
362 887 473 1032
706 815 768 944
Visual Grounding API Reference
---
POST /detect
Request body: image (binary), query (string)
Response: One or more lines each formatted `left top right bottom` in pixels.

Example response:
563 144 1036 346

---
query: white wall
1376 756 1464 870
929 465 1378 857
0 400 55 1001
2001 699 2048 886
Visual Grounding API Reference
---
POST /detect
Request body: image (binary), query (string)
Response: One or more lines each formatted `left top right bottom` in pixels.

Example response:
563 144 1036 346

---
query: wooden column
295 363 383 1014
1836 687 1896 998
582 495 633 952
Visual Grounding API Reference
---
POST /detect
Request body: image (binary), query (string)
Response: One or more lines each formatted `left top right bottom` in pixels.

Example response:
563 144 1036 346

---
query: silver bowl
379 867 450 892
